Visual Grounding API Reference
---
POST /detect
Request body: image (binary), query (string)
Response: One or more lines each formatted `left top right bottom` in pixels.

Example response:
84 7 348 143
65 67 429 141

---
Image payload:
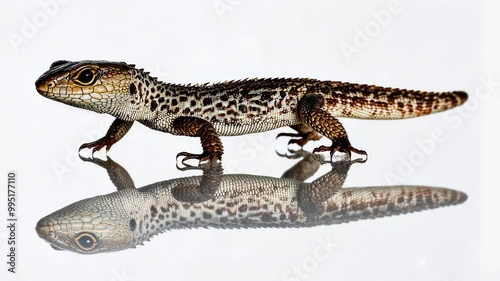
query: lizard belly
212 111 299 136
140 111 300 136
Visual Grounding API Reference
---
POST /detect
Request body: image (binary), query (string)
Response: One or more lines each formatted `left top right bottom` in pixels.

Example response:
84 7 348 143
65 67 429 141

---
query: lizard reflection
35 153 467 254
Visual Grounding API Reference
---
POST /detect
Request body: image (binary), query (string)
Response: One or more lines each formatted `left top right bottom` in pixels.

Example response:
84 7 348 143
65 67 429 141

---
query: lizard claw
276 131 322 147
78 153 111 166
276 132 301 139
176 161 202 171
312 143 368 163
276 132 308 147
79 138 112 154
176 151 220 170
176 151 208 162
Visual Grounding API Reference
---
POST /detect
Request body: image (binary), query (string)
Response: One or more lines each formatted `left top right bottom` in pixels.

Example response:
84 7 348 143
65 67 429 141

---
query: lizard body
35 60 468 161
36 157 467 254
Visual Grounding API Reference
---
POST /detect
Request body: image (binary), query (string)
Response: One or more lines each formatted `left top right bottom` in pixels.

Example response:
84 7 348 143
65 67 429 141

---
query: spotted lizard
35 60 468 163
35 155 467 254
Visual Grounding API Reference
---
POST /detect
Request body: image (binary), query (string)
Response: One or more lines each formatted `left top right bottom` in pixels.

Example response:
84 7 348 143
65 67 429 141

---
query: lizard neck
125 68 181 121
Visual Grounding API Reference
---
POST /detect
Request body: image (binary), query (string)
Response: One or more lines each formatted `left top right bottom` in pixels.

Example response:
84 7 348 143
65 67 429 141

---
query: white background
1 0 498 280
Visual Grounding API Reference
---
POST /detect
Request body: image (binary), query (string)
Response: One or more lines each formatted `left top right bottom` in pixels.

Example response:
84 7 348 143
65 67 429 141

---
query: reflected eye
72 68 97 85
74 232 98 251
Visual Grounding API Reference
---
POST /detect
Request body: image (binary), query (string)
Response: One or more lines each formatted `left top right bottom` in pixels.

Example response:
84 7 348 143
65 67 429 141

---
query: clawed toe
312 143 367 163
176 161 202 171
277 131 322 147
277 133 304 146
176 151 220 170
79 139 111 154
348 146 367 156
276 132 301 139
176 151 201 161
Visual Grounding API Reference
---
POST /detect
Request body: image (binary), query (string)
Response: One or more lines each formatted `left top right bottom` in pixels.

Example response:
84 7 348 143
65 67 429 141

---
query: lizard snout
35 219 50 238
35 77 49 95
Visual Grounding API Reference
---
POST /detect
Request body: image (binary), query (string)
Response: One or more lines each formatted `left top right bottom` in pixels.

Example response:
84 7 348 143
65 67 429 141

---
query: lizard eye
74 232 98 251
72 68 97 86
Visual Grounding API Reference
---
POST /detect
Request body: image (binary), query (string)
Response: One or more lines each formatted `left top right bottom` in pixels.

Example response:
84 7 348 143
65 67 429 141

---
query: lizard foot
312 141 367 163
276 130 322 147
79 138 113 154
176 151 221 169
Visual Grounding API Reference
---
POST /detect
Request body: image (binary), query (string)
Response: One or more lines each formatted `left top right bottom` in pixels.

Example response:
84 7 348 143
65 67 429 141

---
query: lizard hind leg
172 117 224 166
297 95 367 160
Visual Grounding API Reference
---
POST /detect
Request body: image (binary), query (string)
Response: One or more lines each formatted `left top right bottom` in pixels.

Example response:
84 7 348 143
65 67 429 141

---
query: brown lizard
35 60 468 163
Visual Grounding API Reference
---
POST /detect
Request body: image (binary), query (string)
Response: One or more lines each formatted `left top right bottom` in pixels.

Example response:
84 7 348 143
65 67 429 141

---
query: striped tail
324 83 468 119
321 186 467 223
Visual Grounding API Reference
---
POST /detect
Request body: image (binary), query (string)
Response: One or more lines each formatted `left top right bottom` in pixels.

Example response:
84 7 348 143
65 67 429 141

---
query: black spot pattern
202 98 212 106
150 100 158 111
150 206 158 218
130 83 137 95
129 219 137 231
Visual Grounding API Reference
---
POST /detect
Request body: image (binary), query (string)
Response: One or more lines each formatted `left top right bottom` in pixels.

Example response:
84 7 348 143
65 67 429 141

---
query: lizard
35 155 467 254
35 60 468 163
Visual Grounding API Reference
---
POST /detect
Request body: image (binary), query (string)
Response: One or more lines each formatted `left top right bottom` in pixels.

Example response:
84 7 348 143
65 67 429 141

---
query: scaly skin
35 60 468 162
35 156 467 254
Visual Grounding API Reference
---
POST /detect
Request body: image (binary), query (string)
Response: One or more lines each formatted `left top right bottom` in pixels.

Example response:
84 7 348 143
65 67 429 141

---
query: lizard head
35 60 149 120
35 190 138 254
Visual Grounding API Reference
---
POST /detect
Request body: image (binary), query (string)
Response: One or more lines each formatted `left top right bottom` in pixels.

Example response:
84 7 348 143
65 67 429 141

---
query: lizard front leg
172 116 224 165
298 95 367 159
79 118 133 154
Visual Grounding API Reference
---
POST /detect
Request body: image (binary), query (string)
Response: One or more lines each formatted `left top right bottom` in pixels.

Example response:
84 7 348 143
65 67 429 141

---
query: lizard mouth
35 219 70 252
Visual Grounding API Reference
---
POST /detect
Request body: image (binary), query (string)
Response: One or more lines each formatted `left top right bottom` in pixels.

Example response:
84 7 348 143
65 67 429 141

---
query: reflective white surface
1 0 491 280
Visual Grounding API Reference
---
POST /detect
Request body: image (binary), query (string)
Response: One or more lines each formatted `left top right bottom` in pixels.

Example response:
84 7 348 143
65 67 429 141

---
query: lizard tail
321 186 467 223
323 83 468 119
